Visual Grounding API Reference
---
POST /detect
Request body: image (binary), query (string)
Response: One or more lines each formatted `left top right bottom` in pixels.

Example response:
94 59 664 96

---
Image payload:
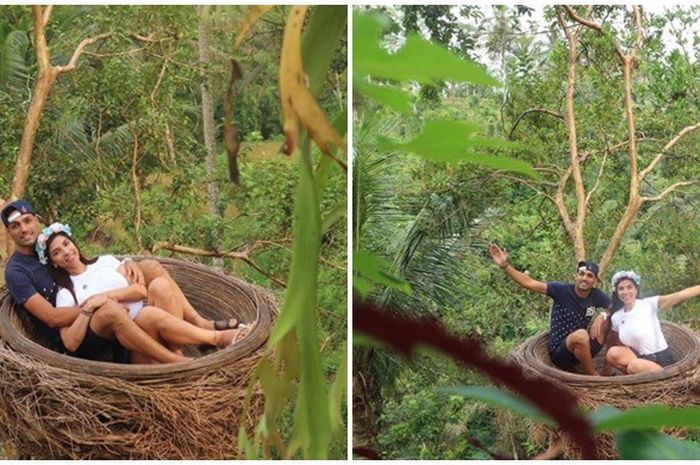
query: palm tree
353 108 497 450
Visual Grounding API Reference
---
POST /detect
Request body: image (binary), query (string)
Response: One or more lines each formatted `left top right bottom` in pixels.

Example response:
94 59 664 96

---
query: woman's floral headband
611 270 641 290
35 222 72 265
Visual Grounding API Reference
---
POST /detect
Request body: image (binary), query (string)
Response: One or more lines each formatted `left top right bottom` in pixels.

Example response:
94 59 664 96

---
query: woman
605 270 700 374
38 222 248 363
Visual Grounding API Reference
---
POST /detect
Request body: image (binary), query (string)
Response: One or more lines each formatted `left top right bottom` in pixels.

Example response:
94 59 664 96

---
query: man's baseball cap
577 259 600 278
1 200 36 227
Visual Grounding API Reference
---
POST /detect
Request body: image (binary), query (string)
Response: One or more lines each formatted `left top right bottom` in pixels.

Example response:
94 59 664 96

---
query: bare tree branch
639 122 700 182
585 150 608 206
151 241 286 287
42 5 53 27
508 108 564 139
556 6 588 260
55 32 113 74
563 5 625 61
632 6 643 61
642 181 696 203
130 32 172 43
490 173 556 200
563 6 602 32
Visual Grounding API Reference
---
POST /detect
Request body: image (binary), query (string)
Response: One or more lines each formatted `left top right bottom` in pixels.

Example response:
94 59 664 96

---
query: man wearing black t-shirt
489 244 611 375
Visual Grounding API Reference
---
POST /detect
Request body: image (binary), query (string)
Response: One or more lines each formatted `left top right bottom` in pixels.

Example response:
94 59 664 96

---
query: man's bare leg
90 302 186 364
565 329 599 376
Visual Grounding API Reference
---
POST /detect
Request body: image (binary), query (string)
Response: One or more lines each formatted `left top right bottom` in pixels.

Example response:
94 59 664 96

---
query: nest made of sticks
509 322 700 458
0 256 278 459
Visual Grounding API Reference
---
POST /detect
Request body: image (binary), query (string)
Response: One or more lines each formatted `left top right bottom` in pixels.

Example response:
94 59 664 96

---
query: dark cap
577 259 600 277
1 200 36 227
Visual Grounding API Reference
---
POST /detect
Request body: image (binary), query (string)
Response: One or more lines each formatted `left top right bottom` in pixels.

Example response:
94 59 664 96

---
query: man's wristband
500 263 510 270
80 309 93 318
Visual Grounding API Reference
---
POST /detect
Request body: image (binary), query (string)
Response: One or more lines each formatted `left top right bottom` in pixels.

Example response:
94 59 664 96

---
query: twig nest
0 256 277 459
510 322 700 458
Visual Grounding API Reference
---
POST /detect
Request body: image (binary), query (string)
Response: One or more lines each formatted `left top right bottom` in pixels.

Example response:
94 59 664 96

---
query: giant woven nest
0 256 277 459
509 321 700 458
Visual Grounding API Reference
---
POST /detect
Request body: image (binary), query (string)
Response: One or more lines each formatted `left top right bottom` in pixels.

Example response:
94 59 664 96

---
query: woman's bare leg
139 259 237 329
627 358 663 374
90 302 186 364
133 306 244 352
605 346 638 374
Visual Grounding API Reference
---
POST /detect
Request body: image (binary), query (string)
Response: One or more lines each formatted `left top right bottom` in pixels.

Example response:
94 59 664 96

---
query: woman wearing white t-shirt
40 224 248 363
605 270 700 374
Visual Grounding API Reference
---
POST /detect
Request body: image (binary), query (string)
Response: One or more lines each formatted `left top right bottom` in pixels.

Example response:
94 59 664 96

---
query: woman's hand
82 293 113 312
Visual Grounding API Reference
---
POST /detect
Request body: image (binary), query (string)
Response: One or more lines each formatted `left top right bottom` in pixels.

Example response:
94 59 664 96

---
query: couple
490 244 700 376
2 199 249 364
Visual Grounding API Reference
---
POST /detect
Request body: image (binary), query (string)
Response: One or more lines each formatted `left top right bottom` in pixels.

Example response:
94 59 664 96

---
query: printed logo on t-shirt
585 306 595 317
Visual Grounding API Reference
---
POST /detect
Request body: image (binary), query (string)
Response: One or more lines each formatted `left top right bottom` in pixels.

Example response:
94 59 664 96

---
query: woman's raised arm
658 284 700 310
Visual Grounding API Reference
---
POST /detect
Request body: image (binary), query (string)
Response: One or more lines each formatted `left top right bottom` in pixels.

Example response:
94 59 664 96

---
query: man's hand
123 260 145 286
590 313 608 344
489 244 508 268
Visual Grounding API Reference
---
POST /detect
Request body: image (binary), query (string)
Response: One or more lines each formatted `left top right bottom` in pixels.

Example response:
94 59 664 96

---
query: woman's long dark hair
45 232 98 305
611 277 642 312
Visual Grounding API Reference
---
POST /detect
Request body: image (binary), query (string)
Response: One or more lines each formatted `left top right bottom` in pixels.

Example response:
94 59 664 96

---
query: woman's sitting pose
605 270 700 374
38 222 248 363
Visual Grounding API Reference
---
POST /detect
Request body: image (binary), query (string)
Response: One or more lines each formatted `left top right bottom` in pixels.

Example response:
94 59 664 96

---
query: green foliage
616 430 700 459
353 250 411 298
238 5 346 460
354 4 700 460
438 385 553 426
1 5 346 459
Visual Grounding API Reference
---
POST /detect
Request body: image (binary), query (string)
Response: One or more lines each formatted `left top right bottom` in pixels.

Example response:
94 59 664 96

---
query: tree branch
563 5 625 61
130 32 172 43
639 122 700 182
55 32 113 74
42 5 53 27
585 150 608 206
490 173 556 200
642 181 696 203
151 241 286 287
563 6 602 32
508 108 564 139
632 6 643 61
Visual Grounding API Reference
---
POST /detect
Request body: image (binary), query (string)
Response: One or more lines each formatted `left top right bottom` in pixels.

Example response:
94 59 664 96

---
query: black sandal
213 318 239 330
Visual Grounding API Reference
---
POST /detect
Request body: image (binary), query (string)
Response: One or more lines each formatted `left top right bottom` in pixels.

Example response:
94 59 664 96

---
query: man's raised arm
489 244 547 294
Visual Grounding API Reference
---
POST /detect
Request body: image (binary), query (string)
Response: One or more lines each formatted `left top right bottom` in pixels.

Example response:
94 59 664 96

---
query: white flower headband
611 270 641 290
35 222 72 265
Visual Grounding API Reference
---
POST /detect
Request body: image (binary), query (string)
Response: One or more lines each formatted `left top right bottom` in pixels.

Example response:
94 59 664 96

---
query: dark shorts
550 337 603 372
639 347 676 367
61 327 130 363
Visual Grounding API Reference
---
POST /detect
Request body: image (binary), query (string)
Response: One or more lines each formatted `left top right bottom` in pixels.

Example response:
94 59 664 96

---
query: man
489 243 611 375
2 199 184 363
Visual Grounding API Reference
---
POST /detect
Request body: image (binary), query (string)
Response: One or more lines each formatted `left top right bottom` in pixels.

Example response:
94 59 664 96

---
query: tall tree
197 5 223 268
3 6 111 258
505 5 700 274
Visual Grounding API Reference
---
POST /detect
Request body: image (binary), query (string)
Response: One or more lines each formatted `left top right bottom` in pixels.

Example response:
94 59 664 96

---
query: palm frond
0 28 31 89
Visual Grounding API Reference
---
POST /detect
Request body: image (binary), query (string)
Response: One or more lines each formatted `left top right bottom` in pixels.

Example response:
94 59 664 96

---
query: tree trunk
197 6 223 268
11 69 57 199
5 5 111 261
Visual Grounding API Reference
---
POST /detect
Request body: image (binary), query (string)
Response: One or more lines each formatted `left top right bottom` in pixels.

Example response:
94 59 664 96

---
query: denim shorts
550 337 603 371
639 347 676 367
